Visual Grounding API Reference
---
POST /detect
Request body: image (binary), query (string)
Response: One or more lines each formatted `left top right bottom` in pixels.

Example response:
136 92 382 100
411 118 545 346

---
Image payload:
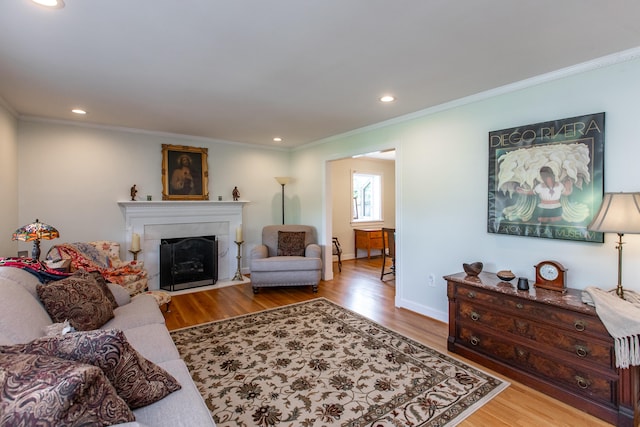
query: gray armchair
249 225 322 293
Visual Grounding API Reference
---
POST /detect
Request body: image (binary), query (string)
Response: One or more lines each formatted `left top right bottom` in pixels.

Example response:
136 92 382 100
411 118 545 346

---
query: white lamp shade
588 192 640 234
275 177 291 185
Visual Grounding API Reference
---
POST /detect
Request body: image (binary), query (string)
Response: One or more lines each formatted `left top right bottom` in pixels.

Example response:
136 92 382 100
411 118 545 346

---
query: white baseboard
395 296 448 324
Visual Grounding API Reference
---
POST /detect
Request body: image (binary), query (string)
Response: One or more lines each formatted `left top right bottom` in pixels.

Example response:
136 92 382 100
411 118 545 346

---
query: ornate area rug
170 298 508 426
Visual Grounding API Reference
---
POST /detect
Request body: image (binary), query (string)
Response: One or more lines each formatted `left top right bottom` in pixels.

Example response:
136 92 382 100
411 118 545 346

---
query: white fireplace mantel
118 200 248 290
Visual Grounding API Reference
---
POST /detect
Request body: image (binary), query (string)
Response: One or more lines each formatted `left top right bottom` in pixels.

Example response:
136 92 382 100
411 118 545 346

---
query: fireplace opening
159 235 218 291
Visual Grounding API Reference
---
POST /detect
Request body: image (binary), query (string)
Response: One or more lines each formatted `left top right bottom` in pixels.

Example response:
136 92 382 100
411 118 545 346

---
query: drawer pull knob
470 312 480 321
467 291 476 299
516 348 526 358
516 303 524 309
574 320 586 332
470 336 480 346
515 320 528 333
575 345 589 358
575 376 591 389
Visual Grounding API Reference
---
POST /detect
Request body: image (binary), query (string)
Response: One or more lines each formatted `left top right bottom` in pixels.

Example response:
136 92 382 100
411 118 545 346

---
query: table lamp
588 192 640 299
12 219 60 260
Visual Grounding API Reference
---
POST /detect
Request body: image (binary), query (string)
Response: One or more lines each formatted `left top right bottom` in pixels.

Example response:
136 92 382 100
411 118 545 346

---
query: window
352 171 382 222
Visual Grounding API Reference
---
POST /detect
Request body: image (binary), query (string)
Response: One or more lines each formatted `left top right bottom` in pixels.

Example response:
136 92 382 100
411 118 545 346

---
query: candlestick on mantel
131 233 141 252
129 249 141 261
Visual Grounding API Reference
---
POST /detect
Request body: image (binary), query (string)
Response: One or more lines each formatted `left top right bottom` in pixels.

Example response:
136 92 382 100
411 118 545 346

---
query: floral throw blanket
51 242 112 268
0 257 71 283
47 243 148 294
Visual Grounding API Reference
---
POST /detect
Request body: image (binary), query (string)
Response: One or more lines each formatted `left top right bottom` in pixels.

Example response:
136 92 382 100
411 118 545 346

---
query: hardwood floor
164 257 611 427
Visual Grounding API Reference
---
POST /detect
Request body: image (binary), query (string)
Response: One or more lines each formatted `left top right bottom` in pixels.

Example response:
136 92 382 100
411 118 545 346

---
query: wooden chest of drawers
354 228 384 259
446 272 639 426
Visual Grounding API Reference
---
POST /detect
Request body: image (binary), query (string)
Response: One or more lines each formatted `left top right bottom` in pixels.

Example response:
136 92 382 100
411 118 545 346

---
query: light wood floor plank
163 258 611 427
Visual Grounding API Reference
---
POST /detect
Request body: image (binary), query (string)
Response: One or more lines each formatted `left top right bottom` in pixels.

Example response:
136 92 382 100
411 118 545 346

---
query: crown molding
18 115 290 152
0 96 18 118
302 46 640 149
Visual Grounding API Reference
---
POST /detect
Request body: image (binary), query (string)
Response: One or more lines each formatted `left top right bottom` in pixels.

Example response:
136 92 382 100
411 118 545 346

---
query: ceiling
2 1 640 149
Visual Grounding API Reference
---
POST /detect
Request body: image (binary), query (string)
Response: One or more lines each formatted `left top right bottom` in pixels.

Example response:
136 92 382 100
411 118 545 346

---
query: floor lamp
275 177 290 225
588 192 640 299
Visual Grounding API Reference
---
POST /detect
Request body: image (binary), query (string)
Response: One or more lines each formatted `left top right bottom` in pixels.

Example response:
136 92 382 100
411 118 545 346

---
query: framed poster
162 144 209 200
487 113 604 242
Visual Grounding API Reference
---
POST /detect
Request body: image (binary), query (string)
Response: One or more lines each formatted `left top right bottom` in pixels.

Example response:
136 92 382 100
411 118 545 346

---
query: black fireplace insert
159 235 218 291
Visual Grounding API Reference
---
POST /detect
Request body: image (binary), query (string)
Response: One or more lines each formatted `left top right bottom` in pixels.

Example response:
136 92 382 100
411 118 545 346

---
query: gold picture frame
162 144 209 200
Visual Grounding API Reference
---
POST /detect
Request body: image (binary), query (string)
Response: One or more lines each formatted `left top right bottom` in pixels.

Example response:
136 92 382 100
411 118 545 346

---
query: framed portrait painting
162 144 209 200
487 113 604 243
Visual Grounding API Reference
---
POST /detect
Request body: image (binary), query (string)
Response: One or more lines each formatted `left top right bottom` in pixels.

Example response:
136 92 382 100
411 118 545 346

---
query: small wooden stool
144 290 172 312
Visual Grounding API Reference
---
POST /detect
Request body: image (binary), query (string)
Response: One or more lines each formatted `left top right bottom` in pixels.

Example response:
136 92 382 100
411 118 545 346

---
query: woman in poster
517 166 572 223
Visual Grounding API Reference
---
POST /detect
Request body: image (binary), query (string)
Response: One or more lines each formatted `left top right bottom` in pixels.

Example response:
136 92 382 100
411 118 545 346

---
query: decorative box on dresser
445 272 639 426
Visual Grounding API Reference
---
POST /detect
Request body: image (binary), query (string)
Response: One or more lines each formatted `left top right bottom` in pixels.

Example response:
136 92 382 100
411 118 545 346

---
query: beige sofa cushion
0 279 52 345
0 266 42 299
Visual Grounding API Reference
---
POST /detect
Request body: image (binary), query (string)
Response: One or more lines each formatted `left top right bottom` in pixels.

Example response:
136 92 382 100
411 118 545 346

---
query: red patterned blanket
0 257 71 283
47 243 146 289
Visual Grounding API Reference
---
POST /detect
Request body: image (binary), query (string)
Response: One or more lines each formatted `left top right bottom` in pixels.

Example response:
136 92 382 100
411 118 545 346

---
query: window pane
352 172 382 221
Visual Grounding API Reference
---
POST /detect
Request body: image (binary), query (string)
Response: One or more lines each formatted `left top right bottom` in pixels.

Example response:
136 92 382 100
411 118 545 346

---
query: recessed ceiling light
379 95 395 103
32 0 65 8
273 137 283 142
71 109 87 115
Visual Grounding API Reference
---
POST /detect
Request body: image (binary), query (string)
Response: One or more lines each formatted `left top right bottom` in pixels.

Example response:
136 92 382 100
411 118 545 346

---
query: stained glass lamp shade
12 219 60 260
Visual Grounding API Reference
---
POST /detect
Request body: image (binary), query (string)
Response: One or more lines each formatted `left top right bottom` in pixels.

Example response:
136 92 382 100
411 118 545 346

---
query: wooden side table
354 228 384 259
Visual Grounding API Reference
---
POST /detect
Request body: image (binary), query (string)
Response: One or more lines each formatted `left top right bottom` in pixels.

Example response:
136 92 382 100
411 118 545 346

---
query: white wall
293 55 640 322
330 157 395 260
9 53 640 325
14 120 291 268
0 102 18 257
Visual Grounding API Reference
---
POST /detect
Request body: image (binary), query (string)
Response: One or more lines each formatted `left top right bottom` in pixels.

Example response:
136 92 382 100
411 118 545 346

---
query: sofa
0 265 215 427
249 224 322 293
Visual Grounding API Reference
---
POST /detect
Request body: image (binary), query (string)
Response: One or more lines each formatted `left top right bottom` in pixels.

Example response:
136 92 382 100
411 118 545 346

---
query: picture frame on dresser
487 112 605 243
162 144 209 200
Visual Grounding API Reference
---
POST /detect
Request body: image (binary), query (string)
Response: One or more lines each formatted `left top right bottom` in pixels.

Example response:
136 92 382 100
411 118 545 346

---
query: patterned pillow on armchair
277 231 306 256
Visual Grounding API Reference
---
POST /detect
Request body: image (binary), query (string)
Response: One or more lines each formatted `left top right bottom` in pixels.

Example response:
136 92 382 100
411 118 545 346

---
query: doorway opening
326 148 396 288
